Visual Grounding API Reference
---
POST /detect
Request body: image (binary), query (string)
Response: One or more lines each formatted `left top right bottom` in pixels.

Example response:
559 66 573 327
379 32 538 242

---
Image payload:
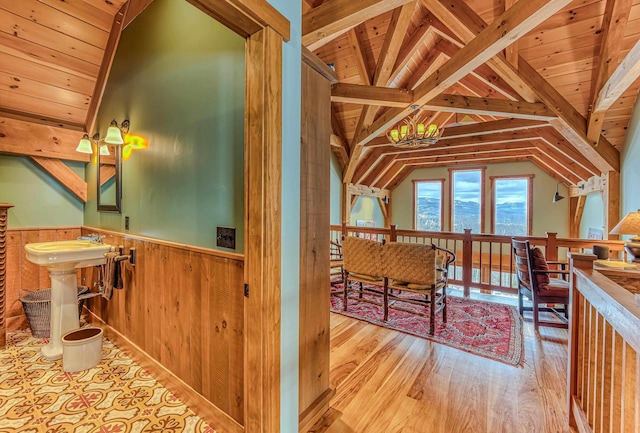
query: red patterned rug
330 285 524 367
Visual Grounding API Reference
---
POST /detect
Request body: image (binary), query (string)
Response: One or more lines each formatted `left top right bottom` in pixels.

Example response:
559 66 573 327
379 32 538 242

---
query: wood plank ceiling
306 0 640 190
0 0 639 196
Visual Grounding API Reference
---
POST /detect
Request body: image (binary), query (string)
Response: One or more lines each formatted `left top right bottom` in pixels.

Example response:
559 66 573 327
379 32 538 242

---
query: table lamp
610 209 640 262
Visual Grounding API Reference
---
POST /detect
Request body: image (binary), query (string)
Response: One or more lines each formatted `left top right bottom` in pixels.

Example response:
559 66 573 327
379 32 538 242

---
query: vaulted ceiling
305 0 640 190
1 0 639 198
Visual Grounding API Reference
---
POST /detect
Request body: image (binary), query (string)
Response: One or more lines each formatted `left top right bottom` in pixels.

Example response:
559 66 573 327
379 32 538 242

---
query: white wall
391 161 569 236
350 196 384 227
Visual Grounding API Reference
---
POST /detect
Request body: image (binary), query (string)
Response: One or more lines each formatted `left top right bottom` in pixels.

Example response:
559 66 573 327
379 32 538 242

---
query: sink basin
25 240 112 270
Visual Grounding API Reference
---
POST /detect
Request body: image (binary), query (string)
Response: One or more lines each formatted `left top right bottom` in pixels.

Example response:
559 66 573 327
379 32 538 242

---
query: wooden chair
341 236 385 311
383 242 456 335
511 238 570 330
330 240 344 287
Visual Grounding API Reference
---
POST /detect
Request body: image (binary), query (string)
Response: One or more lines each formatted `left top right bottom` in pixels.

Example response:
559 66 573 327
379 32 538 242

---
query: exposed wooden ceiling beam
302 0 413 51
302 46 339 84
592 39 640 118
422 94 555 120
533 141 592 181
357 0 571 149
503 0 519 68
518 58 620 173
331 83 413 107
536 128 601 178
344 3 415 183
421 0 538 103
346 29 372 85
0 116 88 162
529 149 580 185
0 108 85 132
586 0 632 144
29 156 87 202
86 2 128 134
330 133 349 171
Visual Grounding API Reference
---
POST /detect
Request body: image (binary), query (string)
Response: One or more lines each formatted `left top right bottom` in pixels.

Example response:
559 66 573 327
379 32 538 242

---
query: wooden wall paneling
299 62 333 432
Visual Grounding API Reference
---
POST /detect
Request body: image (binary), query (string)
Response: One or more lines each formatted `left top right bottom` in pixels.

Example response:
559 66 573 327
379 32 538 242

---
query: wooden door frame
188 2 289 432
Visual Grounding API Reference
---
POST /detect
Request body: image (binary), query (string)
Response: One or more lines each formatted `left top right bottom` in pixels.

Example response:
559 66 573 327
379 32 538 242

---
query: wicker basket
20 285 89 338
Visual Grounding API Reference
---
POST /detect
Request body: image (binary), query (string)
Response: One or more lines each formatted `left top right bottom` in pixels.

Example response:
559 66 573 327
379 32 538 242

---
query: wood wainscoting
79 227 245 430
5 226 82 331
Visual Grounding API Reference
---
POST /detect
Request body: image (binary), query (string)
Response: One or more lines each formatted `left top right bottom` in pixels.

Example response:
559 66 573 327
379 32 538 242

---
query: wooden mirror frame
97 143 122 213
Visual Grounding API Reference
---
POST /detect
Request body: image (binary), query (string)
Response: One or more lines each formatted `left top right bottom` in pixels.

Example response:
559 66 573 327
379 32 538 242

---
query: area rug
331 286 524 367
0 329 215 432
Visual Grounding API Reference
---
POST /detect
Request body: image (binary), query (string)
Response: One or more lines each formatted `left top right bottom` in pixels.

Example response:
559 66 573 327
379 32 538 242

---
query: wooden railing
331 224 628 297
568 254 640 433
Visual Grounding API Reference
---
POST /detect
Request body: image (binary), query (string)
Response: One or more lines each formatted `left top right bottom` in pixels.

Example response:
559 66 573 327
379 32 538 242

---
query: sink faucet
77 233 105 244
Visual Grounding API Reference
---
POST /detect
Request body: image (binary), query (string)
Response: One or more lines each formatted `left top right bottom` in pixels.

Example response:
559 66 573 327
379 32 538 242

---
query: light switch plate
217 227 236 249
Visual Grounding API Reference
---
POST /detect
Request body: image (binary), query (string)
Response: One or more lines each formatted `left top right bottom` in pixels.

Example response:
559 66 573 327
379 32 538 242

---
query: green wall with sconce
84 0 245 252
0 156 84 227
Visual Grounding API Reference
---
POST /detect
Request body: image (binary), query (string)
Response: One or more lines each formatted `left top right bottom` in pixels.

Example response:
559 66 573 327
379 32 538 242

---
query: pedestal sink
24 240 112 361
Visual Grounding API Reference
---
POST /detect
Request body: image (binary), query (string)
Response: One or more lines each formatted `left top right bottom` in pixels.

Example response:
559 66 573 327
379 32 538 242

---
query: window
414 179 443 231
491 176 532 236
451 169 483 233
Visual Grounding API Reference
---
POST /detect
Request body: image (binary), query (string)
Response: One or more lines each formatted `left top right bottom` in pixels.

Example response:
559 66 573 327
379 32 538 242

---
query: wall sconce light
76 132 106 155
382 196 389 204
75 133 93 154
552 181 568 203
104 119 130 145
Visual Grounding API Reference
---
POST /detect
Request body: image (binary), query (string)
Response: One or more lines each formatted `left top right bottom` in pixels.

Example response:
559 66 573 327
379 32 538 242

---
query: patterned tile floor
0 330 215 433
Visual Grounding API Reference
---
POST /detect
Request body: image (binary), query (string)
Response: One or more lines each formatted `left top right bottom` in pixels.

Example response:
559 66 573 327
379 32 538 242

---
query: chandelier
386 106 443 148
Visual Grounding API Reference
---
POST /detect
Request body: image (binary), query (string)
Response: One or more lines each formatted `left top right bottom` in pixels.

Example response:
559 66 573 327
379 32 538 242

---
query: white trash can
61 327 103 372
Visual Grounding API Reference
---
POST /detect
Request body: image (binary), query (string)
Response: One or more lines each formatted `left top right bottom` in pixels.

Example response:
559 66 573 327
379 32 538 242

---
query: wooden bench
341 236 456 335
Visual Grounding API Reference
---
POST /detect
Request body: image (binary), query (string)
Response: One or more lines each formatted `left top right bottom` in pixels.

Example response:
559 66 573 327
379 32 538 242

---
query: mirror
97 143 122 213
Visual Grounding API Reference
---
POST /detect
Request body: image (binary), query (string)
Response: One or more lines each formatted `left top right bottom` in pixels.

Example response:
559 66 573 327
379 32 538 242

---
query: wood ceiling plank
403 40 446 90
371 159 403 189
29 156 87 202
359 0 572 148
77 0 127 15
0 89 86 125
518 57 619 173
400 148 532 165
0 32 99 80
0 71 91 109
353 147 385 184
0 108 84 131
0 52 95 96
0 10 104 65
390 18 435 85
302 0 413 50
0 116 88 162
440 119 548 139
38 0 114 32
0 0 110 48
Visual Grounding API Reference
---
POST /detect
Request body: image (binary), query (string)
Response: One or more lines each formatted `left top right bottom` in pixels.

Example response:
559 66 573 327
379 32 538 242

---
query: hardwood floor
311 305 575 433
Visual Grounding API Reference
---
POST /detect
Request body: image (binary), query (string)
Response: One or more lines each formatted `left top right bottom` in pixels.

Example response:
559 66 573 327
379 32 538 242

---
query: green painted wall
0 155 84 227
329 153 342 225
350 196 384 227
579 193 605 239
84 0 245 252
621 91 640 215
391 161 569 237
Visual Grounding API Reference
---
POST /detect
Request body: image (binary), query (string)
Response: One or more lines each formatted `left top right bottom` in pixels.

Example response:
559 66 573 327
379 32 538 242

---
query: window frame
490 174 534 236
448 167 486 234
413 178 445 231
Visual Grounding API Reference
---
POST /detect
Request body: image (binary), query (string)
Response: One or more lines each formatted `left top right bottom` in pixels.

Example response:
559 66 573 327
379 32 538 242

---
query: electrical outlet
125 216 130 230
216 227 236 249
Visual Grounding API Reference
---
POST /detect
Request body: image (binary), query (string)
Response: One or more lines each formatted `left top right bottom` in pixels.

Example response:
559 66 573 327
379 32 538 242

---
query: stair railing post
463 229 472 297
